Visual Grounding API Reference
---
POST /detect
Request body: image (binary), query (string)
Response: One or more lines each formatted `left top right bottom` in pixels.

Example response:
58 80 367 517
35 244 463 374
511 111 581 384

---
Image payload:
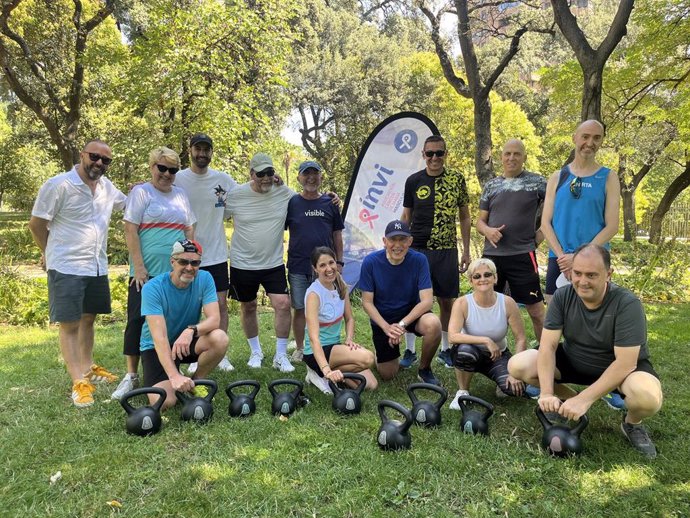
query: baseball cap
298 160 322 174
385 220 411 238
249 152 274 172
189 133 213 148
171 239 203 256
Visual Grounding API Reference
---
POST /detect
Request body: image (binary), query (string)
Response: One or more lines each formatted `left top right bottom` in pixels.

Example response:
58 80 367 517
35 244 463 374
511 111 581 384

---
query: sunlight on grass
580 466 654 492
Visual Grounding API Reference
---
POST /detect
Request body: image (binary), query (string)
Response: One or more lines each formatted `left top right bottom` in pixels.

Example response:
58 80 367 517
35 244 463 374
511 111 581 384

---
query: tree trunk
581 67 603 123
474 95 494 186
649 161 690 244
621 186 636 241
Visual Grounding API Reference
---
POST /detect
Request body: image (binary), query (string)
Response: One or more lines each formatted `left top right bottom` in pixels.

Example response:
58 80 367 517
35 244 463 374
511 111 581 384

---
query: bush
0 265 49 325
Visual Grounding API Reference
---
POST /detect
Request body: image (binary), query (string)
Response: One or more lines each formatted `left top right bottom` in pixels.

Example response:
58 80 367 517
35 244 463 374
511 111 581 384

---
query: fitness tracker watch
187 325 198 337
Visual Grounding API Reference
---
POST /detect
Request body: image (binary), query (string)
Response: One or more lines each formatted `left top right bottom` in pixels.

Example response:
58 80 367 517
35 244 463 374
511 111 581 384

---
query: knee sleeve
453 344 481 372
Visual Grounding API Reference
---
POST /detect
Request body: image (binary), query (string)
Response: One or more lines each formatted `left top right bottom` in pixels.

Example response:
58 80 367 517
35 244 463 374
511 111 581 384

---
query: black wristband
336 260 344 266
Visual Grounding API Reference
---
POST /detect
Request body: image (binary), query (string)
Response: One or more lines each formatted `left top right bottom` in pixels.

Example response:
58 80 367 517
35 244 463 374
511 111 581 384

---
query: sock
441 331 450 352
276 337 289 356
405 333 416 353
247 336 262 355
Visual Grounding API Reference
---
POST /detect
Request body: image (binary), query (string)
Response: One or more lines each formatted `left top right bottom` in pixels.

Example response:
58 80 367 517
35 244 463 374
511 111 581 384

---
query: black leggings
451 344 516 396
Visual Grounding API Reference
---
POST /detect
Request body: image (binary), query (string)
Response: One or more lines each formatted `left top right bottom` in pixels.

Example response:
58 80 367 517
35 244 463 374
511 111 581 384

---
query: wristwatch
187 325 198 337
398 320 406 328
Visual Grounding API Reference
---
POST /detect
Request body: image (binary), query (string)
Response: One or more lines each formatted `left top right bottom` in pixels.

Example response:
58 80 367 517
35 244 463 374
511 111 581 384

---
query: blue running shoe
399 349 417 369
437 349 454 369
524 384 540 399
602 391 625 410
417 367 441 386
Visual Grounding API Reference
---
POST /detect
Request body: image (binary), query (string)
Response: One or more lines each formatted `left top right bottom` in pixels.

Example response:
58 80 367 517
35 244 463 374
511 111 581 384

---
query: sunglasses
424 150 446 158
471 272 494 280
570 176 582 199
255 169 275 178
86 152 112 166
156 164 180 175
174 258 201 267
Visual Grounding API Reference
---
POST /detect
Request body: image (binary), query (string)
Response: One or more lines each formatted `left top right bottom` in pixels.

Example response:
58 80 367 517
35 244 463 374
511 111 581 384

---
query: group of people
29 119 663 459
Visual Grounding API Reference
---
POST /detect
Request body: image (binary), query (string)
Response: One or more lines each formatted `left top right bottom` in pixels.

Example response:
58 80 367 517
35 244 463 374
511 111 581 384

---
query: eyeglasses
570 176 582 199
156 164 180 175
255 169 275 178
174 258 201 267
471 272 494 280
424 150 446 158
86 152 112 166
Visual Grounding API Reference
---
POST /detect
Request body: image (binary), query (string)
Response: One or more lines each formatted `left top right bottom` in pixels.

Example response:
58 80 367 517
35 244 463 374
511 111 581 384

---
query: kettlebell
175 379 217 424
225 380 260 418
120 387 167 437
376 400 414 451
535 406 589 457
268 379 308 417
407 383 448 428
457 395 494 436
329 372 367 415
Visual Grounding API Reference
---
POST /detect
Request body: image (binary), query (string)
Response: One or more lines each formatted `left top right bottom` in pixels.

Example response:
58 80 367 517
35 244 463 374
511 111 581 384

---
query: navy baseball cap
385 220 411 238
190 133 213 148
298 160 322 174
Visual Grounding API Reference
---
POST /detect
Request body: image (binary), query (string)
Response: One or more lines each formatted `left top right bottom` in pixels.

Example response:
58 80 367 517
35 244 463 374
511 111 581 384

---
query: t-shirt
226 183 295 270
358 248 432 322
174 168 238 267
123 183 196 277
403 168 469 250
286 194 344 275
462 293 508 351
139 270 217 352
303 279 345 355
479 171 547 256
544 283 649 376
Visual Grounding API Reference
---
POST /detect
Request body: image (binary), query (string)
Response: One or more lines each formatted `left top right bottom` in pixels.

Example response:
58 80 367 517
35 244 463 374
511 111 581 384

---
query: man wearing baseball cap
358 220 442 385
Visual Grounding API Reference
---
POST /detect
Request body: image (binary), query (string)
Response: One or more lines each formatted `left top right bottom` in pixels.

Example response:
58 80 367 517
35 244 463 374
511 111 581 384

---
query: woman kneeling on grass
447 258 531 409
303 246 378 394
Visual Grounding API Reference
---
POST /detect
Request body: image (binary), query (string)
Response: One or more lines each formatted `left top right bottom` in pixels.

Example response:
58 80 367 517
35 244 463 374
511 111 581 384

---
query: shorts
451 345 517 395
545 257 562 295
200 261 230 293
229 265 288 302
47 270 111 323
123 278 147 356
371 317 423 364
303 344 335 377
485 252 544 305
416 248 459 299
141 335 200 387
288 272 314 310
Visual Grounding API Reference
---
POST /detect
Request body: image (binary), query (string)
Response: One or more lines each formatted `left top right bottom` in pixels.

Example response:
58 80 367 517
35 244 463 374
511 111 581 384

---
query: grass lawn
1 304 689 517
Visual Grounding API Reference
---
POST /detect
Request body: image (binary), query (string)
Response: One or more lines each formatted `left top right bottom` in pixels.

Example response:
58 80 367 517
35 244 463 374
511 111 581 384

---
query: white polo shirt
31 167 127 276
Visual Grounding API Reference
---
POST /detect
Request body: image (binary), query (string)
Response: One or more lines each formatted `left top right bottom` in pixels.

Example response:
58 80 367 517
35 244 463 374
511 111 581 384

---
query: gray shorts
288 272 314 310
47 270 111 323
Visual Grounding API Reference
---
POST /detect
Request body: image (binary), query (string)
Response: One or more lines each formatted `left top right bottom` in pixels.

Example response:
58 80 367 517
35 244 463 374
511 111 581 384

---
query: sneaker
217 356 235 372
110 373 139 401
273 354 295 373
187 362 198 375
621 415 657 458
305 367 333 395
495 385 508 398
437 349 454 369
417 367 440 386
72 379 95 407
247 352 263 369
287 339 297 351
449 389 470 410
290 349 304 363
399 349 417 369
602 391 626 410
85 364 118 384
192 384 209 398
524 384 540 399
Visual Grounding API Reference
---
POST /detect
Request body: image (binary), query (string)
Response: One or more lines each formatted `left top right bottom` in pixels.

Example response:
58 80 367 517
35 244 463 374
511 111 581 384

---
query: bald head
575 119 605 135
573 120 604 161
501 139 527 177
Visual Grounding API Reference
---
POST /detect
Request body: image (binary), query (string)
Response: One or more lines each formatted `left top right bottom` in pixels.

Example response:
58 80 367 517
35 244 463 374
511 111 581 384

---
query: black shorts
371 317 423 364
229 265 288 302
201 261 230 293
545 257 562 295
47 270 111 322
303 344 335 377
123 278 147 356
415 248 459 299
485 252 544 305
141 335 200 387
451 345 518 395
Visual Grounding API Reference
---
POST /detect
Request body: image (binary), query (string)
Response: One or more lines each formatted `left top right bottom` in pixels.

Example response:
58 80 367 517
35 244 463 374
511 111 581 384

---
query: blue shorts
288 272 314 310
47 270 111 322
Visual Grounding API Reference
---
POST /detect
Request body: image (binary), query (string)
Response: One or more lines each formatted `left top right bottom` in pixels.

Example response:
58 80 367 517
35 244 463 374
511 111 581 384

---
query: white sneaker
287 340 297 351
449 389 471 410
111 373 139 401
217 356 235 372
495 385 508 398
305 367 333 395
187 362 198 375
290 349 304 363
272 354 295 373
247 352 264 369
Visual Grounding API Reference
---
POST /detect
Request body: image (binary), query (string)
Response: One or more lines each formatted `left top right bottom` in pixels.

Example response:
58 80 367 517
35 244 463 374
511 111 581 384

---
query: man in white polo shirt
29 139 127 408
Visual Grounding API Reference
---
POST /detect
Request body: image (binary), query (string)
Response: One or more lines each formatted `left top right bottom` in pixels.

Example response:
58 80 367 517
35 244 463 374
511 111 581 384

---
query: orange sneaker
72 379 95 407
85 364 118 383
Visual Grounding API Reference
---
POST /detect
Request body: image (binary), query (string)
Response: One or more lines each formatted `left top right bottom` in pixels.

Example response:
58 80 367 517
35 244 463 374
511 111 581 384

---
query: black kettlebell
268 379 308 417
225 380 260 418
329 372 367 415
175 379 217 424
120 387 167 437
407 383 448 428
376 400 414 451
458 395 494 436
535 406 589 457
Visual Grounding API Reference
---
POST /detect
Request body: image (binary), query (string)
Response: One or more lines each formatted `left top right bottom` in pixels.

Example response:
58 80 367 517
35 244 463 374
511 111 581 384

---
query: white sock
405 333 416 353
441 331 450 352
247 336 262 355
276 337 289 357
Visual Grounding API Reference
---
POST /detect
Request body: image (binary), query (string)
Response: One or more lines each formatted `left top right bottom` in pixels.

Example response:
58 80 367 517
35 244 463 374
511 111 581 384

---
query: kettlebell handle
535 406 589 435
329 372 367 395
407 383 448 409
458 395 494 419
120 387 167 414
268 379 304 398
175 378 218 403
378 400 413 434
225 380 260 400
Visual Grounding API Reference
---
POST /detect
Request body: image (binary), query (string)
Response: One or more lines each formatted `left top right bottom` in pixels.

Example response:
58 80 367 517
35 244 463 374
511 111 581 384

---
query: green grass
1 305 689 517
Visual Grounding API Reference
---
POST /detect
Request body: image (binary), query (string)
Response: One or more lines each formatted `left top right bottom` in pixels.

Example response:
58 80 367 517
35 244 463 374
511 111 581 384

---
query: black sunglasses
471 272 494 280
174 258 201 267
86 152 112 166
156 163 180 175
570 176 582 199
255 169 275 178
424 150 446 158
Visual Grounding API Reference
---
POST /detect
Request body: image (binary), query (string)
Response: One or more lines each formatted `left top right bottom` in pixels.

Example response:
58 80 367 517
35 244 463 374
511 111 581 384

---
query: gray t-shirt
544 283 649 376
479 170 547 256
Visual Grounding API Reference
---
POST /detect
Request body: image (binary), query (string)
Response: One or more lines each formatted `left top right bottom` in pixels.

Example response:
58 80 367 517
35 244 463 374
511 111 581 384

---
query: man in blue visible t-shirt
140 239 228 409
359 220 442 385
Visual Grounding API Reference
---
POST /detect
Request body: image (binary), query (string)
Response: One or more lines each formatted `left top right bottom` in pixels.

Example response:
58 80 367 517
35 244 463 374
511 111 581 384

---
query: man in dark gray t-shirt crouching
508 244 663 458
